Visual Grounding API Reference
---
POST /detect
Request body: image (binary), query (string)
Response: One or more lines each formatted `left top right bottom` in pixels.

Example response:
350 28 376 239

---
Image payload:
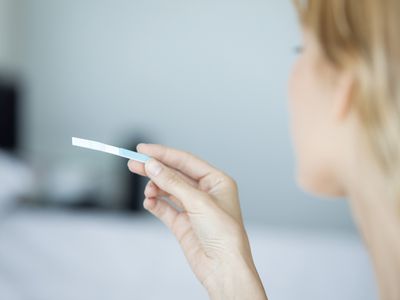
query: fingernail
146 159 162 177
137 143 146 151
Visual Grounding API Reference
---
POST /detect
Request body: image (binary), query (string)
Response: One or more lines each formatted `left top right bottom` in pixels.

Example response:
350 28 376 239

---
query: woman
128 0 400 299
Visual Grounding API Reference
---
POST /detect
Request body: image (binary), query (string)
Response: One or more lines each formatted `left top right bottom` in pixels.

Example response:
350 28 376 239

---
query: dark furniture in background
122 139 149 212
0 77 148 213
0 80 19 153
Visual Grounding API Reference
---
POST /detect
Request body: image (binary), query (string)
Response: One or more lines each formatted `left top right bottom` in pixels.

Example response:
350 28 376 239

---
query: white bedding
0 208 378 300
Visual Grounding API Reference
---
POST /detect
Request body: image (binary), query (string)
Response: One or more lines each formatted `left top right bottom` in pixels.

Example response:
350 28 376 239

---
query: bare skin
346 148 400 300
128 145 268 300
127 29 400 299
288 31 400 300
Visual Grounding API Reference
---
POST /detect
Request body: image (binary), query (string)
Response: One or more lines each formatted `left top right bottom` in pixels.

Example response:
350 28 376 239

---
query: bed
0 206 378 300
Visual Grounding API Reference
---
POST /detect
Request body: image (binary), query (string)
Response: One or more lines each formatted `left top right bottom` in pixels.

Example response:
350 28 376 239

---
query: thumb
145 158 209 212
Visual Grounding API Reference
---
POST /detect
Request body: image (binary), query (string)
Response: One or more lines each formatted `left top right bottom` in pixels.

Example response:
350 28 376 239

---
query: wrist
204 254 268 300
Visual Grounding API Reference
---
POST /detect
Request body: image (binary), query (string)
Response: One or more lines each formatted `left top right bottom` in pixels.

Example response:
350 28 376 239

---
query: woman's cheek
288 58 307 162
288 57 321 192
288 56 344 197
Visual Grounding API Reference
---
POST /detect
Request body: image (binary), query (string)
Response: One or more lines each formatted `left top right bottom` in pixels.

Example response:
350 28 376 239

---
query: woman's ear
332 71 356 121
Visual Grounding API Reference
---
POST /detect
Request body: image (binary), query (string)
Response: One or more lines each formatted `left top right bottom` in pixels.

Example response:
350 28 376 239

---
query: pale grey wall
18 0 356 231
0 0 10 68
0 0 18 71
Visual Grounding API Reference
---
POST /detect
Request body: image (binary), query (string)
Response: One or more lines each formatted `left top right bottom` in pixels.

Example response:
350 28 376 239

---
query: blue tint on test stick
119 148 150 163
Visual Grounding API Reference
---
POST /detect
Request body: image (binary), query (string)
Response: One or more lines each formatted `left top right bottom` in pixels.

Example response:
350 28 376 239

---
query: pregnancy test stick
72 137 150 163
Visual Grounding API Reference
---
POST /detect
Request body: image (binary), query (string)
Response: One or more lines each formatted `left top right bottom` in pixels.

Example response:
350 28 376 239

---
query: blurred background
0 0 377 299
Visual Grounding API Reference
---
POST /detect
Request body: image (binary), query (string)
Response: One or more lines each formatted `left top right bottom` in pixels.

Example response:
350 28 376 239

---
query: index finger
137 144 217 181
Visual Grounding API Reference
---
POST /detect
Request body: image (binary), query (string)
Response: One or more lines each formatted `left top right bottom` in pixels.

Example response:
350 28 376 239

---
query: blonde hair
293 0 400 200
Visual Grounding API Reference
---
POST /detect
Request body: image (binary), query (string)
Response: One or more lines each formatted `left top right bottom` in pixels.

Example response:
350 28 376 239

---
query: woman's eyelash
294 46 304 54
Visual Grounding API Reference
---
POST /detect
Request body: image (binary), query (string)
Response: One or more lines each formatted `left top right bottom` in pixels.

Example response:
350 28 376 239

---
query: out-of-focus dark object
0 80 19 152
122 138 149 212
0 78 34 210
41 163 101 208
0 150 35 210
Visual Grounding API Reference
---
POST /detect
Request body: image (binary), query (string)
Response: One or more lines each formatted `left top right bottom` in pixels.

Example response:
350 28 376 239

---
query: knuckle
177 226 192 246
145 180 152 189
165 170 181 187
145 181 153 191
183 150 196 160
218 172 238 190
176 151 191 170
227 177 238 190
153 199 166 216
200 171 239 195
159 146 169 161
194 190 211 205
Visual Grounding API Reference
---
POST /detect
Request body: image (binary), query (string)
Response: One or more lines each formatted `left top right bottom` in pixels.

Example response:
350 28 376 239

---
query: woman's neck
347 158 400 300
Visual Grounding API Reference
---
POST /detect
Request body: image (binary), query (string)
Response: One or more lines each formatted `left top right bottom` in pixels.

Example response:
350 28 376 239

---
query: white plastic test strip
72 137 150 163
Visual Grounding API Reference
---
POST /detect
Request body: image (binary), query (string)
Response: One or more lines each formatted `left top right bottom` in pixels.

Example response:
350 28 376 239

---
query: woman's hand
128 144 267 300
